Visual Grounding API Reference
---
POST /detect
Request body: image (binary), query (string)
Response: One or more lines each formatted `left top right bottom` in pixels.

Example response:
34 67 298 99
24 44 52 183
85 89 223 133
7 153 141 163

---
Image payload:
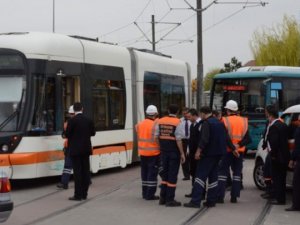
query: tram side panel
82 41 134 173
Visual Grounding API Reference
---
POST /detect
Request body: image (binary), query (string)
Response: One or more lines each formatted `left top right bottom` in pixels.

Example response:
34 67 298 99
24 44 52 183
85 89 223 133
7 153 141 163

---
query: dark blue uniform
188 116 226 207
157 115 182 204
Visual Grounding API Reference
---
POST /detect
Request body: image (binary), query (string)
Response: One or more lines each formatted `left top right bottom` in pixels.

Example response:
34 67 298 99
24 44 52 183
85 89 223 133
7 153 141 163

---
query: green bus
209 66 300 150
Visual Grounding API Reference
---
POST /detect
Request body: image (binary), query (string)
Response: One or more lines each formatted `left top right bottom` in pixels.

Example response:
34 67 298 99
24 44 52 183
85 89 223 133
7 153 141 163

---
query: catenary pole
152 15 155 51
196 0 203 110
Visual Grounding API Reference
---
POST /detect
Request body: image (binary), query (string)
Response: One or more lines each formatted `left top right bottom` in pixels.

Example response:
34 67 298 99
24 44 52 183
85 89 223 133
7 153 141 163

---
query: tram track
252 201 272 225
21 177 140 225
181 206 209 225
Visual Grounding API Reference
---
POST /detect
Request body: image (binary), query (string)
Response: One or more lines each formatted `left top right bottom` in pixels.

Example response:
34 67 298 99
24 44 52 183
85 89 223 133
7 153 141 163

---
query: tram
0 32 191 179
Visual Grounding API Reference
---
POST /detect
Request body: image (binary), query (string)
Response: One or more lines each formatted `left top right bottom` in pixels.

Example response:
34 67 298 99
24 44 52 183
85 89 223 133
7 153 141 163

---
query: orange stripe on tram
0 150 65 166
0 142 134 167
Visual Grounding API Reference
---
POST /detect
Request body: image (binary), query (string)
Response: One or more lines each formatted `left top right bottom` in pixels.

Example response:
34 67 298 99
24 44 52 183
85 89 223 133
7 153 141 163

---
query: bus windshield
0 76 24 131
212 78 266 115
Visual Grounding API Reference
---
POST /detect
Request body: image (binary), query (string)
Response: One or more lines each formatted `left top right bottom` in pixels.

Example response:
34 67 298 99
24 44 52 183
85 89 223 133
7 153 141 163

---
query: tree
251 15 300 66
203 68 221 91
220 57 242 73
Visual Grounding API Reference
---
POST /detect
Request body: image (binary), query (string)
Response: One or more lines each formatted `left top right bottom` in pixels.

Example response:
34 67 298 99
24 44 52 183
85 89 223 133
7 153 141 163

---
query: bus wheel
253 160 266 190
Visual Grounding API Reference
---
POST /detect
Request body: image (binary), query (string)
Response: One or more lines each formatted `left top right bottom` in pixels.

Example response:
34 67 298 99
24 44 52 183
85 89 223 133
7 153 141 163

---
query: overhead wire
101 0 153 37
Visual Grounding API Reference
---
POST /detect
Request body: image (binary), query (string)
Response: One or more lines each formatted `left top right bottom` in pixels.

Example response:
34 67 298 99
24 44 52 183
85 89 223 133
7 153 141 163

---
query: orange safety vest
136 118 160 156
157 116 181 141
223 115 248 153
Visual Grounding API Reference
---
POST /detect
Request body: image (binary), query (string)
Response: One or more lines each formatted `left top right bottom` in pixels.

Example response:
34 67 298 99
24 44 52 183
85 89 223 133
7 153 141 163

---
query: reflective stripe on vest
136 119 160 156
223 116 248 153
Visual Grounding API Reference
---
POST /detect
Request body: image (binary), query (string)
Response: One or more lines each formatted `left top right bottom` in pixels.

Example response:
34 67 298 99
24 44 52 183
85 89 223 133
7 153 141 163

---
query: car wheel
253 160 266 190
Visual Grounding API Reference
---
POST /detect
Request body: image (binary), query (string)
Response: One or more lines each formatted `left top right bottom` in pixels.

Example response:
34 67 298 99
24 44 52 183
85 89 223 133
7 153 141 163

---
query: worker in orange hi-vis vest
57 105 75 189
217 100 251 204
135 105 160 200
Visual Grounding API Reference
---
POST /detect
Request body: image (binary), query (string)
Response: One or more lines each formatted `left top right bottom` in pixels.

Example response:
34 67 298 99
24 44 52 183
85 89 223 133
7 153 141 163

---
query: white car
253 104 300 190
0 172 13 223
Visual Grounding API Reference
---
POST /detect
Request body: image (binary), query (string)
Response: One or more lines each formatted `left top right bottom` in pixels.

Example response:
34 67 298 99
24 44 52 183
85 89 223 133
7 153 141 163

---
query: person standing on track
184 108 201 198
184 106 226 208
286 117 300 211
217 100 250 203
156 104 185 207
264 105 289 205
65 102 95 201
179 107 191 181
136 105 160 200
57 105 75 190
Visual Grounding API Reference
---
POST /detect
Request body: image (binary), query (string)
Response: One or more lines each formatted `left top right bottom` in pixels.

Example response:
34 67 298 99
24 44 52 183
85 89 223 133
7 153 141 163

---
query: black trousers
292 160 300 209
181 139 190 179
271 160 287 203
71 155 91 199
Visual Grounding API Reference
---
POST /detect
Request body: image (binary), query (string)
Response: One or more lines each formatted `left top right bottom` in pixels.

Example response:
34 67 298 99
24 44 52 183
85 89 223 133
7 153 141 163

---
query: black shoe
182 177 190 181
269 200 285 205
146 196 159 200
261 193 274 199
159 198 166 205
57 183 68 189
203 201 216 207
68 196 82 201
285 207 300 211
183 202 200 208
260 193 269 198
185 193 192 198
230 197 237 203
82 196 87 200
216 198 224 204
166 200 182 207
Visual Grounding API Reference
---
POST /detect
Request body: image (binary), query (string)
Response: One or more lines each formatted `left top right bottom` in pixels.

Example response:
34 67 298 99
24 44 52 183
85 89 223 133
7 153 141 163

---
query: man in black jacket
286 119 300 211
65 102 96 201
264 105 289 205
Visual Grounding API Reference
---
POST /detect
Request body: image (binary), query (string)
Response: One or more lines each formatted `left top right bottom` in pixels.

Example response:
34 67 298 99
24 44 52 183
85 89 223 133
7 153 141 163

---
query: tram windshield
0 76 24 131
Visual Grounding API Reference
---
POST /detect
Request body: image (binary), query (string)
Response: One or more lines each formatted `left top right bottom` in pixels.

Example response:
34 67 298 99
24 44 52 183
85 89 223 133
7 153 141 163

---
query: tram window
92 78 125 131
144 72 185 116
62 77 80 119
30 76 56 134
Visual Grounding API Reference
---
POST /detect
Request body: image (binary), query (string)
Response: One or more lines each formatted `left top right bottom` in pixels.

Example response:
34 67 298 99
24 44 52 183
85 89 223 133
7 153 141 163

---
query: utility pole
196 0 203 110
151 15 155 51
53 0 55 33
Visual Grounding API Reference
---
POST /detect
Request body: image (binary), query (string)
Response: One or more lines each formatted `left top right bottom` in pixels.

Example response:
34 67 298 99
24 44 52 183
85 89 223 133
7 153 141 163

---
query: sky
0 0 300 78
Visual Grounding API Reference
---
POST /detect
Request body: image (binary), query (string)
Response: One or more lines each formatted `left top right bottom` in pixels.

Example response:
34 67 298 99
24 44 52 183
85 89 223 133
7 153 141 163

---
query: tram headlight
1 144 9 152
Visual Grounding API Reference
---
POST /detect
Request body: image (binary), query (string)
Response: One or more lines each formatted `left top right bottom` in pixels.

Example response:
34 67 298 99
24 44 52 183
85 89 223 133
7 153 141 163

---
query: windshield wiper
0 110 19 131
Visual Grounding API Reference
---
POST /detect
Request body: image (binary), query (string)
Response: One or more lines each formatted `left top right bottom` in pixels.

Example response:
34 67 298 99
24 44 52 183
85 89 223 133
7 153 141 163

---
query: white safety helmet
68 105 75 114
224 100 238 111
146 105 158 115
